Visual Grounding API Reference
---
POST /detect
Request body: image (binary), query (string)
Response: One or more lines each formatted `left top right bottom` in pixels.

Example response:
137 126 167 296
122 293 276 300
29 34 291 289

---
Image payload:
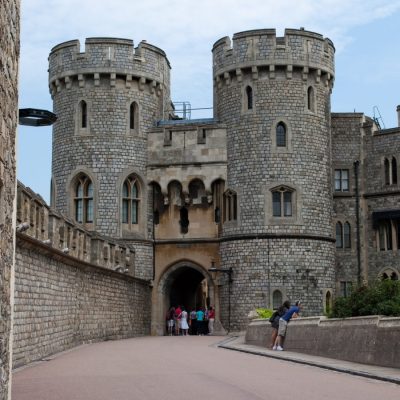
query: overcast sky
18 0 400 202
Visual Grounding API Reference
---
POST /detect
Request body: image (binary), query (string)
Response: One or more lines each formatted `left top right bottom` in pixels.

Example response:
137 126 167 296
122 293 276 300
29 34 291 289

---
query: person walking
273 300 301 351
166 306 175 336
174 305 182 336
196 308 205 335
180 307 189 336
207 306 215 335
189 309 197 335
269 301 290 349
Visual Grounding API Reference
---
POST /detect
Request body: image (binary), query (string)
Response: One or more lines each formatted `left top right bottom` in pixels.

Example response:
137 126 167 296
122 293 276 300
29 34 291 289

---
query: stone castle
1 9 400 394
47 29 399 334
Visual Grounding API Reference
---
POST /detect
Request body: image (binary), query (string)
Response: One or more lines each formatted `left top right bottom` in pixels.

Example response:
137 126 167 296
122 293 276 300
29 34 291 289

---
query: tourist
180 307 189 336
273 300 301 351
269 300 290 349
208 306 215 335
166 306 175 336
196 308 205 335
174 305 182 335
189 309 197 335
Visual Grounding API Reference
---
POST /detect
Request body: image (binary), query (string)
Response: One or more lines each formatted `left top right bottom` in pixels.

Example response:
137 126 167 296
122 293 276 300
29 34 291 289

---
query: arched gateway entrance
153 261 215 336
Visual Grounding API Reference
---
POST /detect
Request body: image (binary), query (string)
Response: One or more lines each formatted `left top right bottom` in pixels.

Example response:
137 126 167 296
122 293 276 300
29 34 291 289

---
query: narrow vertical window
122 182 129 223
283 191 292 217
246 86 253 110
336 222 343 248
392 157 397 184
272 191 281 217
384 158 390 185
129 102 138 131
80 100 87 128
86 181 93 223
344 222 351 248
307 86 315 112
276 122 286 147
325 291 332 314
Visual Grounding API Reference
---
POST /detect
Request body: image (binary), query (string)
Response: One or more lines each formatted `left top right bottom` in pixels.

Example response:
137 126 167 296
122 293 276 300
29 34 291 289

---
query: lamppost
208 261 233 333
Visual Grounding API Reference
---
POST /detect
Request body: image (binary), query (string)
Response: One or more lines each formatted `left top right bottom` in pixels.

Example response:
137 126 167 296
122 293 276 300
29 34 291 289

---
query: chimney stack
397 105 400 127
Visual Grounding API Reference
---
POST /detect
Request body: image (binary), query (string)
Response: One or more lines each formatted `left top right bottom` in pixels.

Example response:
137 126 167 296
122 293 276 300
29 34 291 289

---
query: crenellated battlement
16 182 135 274
48 37 170 97
212 28 335 85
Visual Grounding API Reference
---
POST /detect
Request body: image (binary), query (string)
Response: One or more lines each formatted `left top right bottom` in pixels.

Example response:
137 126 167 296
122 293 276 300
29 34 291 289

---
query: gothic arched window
276 122 287 147
223 190 237 222
384 158 390 185
336 222 343 248
272 290 283 310
129 102 139 131
344 222 351 248
74 174 93 223
122 175 140 225
392 157 397 184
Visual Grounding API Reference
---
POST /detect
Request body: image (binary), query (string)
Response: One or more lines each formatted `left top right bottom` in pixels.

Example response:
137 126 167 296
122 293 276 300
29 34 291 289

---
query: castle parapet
16 182 134 275
48 37 170 96
212 28 335 85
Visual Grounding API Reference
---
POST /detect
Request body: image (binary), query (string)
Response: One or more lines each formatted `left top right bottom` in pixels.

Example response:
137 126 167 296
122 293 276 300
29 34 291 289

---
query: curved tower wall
213 29 336 329
49 38 171 240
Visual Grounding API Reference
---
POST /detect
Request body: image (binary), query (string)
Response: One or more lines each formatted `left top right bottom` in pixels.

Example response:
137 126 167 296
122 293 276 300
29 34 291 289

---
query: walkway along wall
12 183 151 368
245 316 400 369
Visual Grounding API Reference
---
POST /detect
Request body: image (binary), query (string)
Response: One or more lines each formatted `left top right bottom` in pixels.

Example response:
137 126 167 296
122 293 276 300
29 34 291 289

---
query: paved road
12 336 400 400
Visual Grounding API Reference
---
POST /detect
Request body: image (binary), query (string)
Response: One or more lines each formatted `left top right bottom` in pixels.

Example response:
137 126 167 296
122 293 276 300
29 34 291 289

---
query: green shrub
256 308 274 319
330 279 400 318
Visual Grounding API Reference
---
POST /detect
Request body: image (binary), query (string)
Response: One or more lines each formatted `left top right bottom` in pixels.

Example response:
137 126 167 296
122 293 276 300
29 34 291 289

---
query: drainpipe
354 161 361 285
152 185 156 281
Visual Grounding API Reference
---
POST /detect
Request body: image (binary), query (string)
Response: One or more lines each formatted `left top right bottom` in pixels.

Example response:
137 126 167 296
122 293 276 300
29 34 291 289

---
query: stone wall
245 316 400 368
13 234 151 368
0 0 19 398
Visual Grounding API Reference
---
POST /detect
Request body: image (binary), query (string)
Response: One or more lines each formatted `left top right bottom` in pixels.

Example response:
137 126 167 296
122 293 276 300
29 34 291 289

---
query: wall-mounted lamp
19 109 57 126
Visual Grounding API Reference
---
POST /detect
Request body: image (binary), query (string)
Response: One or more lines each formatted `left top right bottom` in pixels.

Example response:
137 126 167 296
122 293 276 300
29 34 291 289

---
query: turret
49 38 171 242
213 29 336 329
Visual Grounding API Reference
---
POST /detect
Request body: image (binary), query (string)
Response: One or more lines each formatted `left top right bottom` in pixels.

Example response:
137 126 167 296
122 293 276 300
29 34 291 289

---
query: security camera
42 239 51 245
16 222 30 232
62 247 69 254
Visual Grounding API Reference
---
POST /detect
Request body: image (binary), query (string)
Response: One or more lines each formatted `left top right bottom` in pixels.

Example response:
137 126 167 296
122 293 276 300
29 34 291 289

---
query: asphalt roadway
12 336 400 400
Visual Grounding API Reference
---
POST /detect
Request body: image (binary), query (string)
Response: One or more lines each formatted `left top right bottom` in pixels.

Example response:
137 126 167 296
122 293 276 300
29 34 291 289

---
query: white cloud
17 0 400 200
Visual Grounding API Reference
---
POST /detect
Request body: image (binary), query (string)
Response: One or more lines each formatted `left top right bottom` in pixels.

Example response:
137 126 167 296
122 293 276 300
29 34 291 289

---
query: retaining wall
13 234 151 368
245 316 400 368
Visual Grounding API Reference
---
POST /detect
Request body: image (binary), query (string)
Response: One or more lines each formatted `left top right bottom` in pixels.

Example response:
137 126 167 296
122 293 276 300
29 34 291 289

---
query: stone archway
152 261 215 336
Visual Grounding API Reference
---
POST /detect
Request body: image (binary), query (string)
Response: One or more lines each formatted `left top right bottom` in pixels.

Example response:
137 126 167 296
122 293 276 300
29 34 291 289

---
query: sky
17 0 400 202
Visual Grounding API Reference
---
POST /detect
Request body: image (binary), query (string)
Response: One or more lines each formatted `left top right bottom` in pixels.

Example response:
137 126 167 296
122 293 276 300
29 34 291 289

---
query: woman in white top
180 307 189 336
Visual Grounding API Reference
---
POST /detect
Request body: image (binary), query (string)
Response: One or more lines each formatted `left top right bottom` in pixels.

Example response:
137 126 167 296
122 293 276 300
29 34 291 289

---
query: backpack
269 311 279 324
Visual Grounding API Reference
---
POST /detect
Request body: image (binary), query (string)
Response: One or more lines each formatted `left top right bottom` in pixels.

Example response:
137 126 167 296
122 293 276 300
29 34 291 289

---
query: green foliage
329 279 400 318
256 308 274 319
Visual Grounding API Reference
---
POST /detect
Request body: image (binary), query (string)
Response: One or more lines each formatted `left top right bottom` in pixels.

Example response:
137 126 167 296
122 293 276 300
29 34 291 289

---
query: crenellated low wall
245 316 400 368
13 182 152 369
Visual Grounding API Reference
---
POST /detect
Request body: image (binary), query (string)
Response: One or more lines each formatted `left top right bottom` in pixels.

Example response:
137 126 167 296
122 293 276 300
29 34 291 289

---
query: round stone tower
49 37 171 241
212 29 336 330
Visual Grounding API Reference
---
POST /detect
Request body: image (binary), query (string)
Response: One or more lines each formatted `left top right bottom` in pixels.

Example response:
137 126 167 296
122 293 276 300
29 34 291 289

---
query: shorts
278 318 288 337
167 319 174 327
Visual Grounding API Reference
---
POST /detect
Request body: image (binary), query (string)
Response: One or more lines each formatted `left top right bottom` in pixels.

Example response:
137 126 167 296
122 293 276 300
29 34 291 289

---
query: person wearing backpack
269 300 290 349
